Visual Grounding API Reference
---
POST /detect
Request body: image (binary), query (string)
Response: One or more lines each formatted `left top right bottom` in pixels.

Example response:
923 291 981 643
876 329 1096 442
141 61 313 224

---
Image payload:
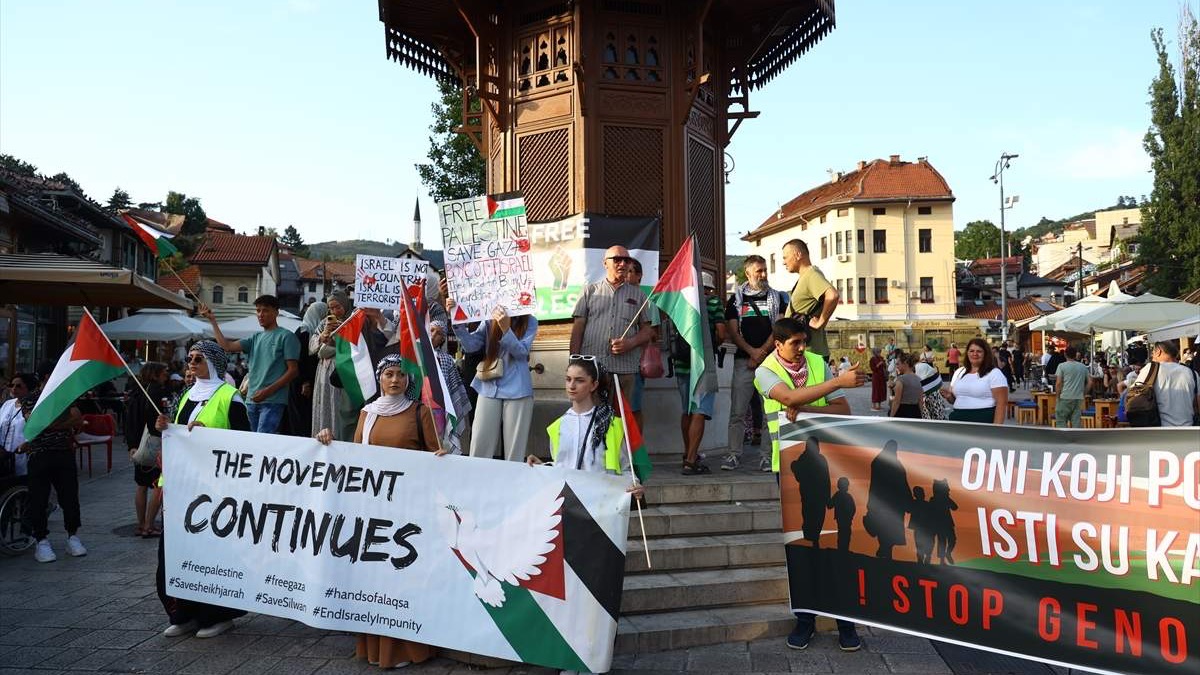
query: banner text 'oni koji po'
777 414 1198 675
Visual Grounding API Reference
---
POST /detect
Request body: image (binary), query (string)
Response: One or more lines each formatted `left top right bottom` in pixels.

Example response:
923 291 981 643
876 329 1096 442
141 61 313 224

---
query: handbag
130 427 162 466
640 342 665 379
1125 363 1161 427
476 357 505 381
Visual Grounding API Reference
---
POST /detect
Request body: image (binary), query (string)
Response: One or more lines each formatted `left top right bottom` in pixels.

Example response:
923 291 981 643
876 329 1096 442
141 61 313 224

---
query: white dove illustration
437 483 565 608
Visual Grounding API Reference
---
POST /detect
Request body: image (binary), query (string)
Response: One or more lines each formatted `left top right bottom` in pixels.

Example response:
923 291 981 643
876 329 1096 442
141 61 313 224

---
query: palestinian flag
24 310 126 440
396 281 457 439
611 373 652 482
486 192 526 220
122 213 179 260
649 234 714 402
332 309 377 407
449 482 626 673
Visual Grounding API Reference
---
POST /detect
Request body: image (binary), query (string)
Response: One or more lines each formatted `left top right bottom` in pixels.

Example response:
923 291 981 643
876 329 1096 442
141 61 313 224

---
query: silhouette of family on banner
790 438 958 564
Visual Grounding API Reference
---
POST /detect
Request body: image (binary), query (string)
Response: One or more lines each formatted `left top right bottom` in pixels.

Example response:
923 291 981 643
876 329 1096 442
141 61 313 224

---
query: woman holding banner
154 339 249 639
317 353 442 669
942 338 1008 424
311 292 352 440
448 301 537 462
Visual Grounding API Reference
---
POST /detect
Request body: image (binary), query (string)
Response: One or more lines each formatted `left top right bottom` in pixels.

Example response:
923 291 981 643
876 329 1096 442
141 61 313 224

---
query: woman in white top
942 338 1008 424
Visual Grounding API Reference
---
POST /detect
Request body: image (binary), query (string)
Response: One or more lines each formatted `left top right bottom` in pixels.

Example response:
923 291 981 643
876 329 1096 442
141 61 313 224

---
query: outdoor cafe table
1093 398 1118 428
1033 391 1058 426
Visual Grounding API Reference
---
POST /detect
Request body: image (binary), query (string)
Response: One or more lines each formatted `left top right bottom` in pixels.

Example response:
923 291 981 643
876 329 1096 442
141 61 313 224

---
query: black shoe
787 621 814 650
838 626 862 651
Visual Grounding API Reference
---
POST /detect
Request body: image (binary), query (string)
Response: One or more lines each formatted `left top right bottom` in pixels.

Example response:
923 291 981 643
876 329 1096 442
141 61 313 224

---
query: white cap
702 271 716 289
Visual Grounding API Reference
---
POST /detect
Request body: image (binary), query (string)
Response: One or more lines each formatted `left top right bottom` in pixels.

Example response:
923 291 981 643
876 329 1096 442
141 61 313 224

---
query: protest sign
527 213 660 320
353 255 428 309
777 414 1199 675
437 193 536 323
163 425 631 673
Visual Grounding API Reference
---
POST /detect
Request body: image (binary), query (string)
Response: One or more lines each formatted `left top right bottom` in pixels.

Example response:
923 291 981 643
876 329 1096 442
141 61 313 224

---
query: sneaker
195 620 235 639
838 626 862 652
65 535 87 557
34 539 56 563
786 620 814 650
163 620 198 637
759 456 772 472
720 453 740 471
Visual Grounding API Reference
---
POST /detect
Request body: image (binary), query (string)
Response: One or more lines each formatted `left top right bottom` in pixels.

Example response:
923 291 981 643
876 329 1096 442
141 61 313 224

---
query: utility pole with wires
990 153 1018 343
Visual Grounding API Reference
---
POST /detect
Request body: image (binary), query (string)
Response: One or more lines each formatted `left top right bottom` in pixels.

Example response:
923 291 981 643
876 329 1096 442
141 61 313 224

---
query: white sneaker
65 535 87 557
759 456 772 472
34 539 56 563
720 453 740 471
163 620 198 637
195 620 235 638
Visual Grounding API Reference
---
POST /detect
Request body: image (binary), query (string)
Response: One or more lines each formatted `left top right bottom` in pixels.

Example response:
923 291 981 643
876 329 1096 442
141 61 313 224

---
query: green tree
1136 12 1200 297
280 225 310 256
0 154 38 177
415 79 486 202
954 220 1003 260
48 171 84 194
106 188 132 213
165 191 208 236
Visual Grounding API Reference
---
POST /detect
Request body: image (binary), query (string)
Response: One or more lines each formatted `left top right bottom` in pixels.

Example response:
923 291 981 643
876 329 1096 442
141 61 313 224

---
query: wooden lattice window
518 24 572 94
602 126 663 217
687 137 717 261
601 29 662 84
518 128 571 222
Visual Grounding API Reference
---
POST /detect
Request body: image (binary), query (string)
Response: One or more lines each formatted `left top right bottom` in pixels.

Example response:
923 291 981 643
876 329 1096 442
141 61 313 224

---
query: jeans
27 449 81 540
246 402 285 433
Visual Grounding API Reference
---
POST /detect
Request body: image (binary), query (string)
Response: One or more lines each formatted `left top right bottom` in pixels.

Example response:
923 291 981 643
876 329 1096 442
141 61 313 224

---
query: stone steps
641 474 778 506
638 500 780 538
615 603 796 654
625 531 783 573
621 566 790 614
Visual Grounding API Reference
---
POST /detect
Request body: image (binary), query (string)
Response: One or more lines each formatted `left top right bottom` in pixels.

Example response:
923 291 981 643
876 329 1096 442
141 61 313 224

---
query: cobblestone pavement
0 381 1048 674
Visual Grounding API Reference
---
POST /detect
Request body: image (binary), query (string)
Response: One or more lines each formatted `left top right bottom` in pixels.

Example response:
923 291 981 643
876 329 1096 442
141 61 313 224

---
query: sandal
681 461 711 475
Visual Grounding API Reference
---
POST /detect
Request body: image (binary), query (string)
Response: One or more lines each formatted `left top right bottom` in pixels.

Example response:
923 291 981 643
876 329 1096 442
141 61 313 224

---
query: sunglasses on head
569 354 597 362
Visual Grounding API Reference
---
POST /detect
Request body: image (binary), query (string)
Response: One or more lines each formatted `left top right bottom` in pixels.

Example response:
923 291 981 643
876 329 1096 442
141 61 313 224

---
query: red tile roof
205 218 235 233
190 232 276 265
969 256 1023 276
295 258 355 282
158 265 202 294
956 297 1061 322
744 156 954 240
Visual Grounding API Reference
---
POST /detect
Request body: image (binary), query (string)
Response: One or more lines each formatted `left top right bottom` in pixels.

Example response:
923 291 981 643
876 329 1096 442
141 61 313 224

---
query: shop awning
0 253 192 310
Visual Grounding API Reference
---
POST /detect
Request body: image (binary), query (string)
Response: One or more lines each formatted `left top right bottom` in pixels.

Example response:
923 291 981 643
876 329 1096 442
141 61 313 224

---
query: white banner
437 195 536 324
162 425 630 672
353 255 428 309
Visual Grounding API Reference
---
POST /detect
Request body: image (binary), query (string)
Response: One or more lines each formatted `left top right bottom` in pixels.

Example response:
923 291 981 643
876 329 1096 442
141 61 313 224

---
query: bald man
570 245 652 401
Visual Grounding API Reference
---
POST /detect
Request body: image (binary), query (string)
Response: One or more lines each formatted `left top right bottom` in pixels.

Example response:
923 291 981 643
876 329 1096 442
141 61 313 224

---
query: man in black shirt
723 255 788 471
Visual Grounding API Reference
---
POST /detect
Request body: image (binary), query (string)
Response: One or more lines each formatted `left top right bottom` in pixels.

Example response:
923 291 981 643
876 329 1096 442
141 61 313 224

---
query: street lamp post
990 153 1018 343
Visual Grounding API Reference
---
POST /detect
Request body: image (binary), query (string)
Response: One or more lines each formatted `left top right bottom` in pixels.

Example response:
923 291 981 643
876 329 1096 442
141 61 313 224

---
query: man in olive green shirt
781 238 838 357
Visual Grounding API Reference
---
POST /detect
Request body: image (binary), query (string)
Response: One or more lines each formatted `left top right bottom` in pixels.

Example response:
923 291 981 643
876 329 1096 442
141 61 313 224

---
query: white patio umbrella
98 309 212 341
217 312 302 339
1146 314 1200 342
1027 281 1130 332
1058 292 1200 333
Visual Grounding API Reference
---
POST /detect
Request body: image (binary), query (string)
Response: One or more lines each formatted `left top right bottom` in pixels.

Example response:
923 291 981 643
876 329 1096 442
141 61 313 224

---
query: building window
836 279 843 302
858 278 867 305
834 232 843 255
212 285 224 304
819 213 827 223
857 229 865 254
872 207 887 216
769 253 776 274
844 230 852 254
308 281 316 292
837 208 848 217
821 237 828 259
237 286 249 303
873 230 887 253
918 206 932 215
920 277 934 302
845 278 854 303
874 278 888 303
919 228 932 253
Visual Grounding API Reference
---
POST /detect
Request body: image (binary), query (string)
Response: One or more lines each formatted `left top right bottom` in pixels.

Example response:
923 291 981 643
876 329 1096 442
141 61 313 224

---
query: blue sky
1 1 1187 255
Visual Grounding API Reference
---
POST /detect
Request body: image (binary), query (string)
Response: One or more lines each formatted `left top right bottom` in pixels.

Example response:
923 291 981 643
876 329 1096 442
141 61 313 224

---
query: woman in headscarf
316 353 441 669
915 361 951 421
428 318 472 455
285 301 325 437
447 300 537 461
311 291 352 439
153 339 249 640
868 348 887 411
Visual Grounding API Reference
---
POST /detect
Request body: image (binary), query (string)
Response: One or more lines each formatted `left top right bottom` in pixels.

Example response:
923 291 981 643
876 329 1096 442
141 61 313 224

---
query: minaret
411 198 423 253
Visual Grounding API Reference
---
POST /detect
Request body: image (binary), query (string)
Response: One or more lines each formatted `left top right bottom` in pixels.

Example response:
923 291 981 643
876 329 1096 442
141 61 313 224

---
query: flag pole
618 295 653 339
162 265 204 308
85 308 162 418
613 373 652 569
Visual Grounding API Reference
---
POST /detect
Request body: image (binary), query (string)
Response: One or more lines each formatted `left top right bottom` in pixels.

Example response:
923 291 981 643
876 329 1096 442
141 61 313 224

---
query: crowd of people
1 237 1197 670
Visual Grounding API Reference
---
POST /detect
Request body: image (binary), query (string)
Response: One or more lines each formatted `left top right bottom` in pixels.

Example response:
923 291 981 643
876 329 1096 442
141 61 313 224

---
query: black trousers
155 536 246 628
27 449 81 540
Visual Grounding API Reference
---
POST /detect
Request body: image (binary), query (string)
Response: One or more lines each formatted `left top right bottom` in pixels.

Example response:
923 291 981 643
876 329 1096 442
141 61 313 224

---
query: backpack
1125 363 1161 427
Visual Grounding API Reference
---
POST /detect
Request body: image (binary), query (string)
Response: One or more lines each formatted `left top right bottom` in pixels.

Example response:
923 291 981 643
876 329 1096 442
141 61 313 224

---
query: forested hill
308 239 408 261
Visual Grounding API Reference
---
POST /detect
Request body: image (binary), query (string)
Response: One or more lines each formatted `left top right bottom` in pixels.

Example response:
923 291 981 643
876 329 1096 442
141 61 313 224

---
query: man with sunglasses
570 245 652 402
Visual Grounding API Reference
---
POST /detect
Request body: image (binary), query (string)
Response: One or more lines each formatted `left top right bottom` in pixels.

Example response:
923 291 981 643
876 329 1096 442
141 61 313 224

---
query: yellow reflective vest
158 383 239 488
547 413 625 475
754 350 828 472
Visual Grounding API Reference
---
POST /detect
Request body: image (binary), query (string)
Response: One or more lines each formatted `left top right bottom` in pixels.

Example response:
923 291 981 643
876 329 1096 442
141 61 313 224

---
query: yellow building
741 155 957 321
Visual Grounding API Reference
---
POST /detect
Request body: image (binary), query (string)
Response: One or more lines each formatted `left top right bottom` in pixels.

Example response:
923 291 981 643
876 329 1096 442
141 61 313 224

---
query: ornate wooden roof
377 0 834 90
